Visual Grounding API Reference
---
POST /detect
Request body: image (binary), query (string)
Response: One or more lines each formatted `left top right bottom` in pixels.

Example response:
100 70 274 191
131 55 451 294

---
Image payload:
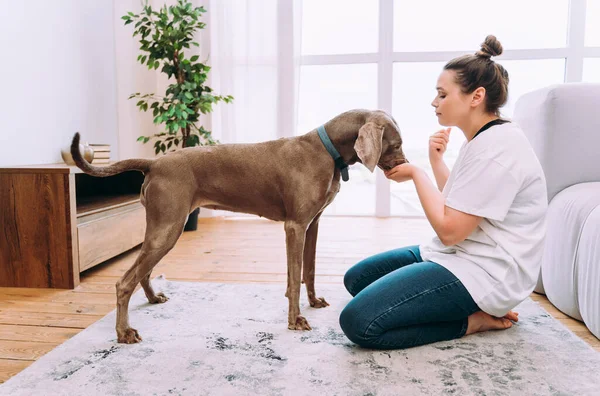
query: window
586 0 600 47
301 0 379 55
498 59 566 117
297 64 378 135
583 58 600 82
297 64 378 215
388 59 565 216
393 0 569 52
391 62 461 216
298 0 590 216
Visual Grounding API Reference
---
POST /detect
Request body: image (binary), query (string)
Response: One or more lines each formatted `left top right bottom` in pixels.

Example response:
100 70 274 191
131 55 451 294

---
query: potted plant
122 0 232 231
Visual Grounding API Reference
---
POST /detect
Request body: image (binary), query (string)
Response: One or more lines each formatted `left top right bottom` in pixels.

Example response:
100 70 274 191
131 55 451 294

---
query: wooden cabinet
0 164 145 289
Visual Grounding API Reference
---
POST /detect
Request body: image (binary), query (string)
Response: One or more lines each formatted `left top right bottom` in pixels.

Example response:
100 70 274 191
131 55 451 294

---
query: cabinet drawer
77 203 146 272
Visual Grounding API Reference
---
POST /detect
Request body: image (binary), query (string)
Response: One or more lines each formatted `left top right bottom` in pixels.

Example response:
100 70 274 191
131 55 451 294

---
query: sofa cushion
513 83 600 202
542 182 600 323
577 204 600 338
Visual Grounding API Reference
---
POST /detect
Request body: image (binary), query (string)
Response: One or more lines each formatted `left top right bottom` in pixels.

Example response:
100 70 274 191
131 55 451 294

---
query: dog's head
354 111 408 172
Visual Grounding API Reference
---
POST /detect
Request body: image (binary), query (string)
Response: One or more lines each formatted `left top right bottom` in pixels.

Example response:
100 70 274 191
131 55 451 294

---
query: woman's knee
343 245 422 296
343 254 390 297
339 300 383 348
343 265 363 297
339 304 365 345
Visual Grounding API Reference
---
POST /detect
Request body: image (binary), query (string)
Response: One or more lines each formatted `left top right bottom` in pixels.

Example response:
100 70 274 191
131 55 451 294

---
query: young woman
339 35 548 349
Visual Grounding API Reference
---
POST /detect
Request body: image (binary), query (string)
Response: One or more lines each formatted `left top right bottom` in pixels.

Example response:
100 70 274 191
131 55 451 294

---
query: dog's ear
354 122 384 173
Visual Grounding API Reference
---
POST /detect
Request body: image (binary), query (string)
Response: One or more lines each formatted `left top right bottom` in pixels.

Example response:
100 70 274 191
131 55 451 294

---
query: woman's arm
429 128 451 191
431 159 450 192
385 164 481 246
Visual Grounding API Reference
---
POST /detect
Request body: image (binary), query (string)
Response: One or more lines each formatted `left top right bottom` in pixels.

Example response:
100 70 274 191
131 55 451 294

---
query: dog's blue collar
317 125 349 182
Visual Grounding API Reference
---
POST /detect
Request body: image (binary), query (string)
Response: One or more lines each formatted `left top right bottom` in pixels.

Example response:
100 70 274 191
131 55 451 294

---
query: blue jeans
339 245 480 349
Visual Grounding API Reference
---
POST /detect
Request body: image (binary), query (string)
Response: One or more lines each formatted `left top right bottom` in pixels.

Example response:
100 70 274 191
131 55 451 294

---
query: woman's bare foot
465 310 518 336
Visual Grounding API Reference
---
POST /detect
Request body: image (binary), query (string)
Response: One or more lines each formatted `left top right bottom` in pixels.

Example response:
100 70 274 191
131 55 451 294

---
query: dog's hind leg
115 183 190 344
140 273 169 304
137 179 169 304
302 214 329 308
284 220 311 330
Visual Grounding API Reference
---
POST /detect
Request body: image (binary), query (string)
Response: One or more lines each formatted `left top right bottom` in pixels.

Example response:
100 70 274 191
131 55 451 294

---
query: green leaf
137 136 145 142
128 0 231 149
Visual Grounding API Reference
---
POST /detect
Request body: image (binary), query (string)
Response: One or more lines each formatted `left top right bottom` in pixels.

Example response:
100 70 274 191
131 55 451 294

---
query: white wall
0 0 164 167
114 0 161 160
0 0 214 174
0 1 117 166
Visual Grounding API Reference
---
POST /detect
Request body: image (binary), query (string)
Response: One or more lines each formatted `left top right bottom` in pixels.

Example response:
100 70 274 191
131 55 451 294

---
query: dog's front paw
309 296 330 308
288 315 312 331
117 328 142 344
149 292 169 304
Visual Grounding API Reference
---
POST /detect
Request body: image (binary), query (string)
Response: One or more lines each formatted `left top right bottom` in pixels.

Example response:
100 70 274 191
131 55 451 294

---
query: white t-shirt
419 122 548 317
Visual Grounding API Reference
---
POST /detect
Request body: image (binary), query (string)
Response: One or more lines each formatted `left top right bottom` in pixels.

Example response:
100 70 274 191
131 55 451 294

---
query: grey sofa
513 83 600 339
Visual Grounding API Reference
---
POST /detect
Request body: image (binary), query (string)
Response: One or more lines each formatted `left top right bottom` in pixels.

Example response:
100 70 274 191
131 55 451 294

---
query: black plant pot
184 207 200 232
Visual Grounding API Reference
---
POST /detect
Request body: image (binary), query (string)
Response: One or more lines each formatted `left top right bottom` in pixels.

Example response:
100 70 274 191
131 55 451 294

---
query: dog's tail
71 132 152 177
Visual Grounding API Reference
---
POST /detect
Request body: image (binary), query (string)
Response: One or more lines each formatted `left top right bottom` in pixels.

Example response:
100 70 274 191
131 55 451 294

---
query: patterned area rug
2 277 600 396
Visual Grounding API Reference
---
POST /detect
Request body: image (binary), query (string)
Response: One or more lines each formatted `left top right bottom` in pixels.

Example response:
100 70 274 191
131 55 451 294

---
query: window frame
287 0 598 217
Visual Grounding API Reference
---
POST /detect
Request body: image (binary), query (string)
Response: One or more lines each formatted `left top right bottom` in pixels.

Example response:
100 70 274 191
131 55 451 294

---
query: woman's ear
471 87 486 108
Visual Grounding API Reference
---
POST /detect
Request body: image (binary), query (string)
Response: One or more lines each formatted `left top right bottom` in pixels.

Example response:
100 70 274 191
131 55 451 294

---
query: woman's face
431 70 473 127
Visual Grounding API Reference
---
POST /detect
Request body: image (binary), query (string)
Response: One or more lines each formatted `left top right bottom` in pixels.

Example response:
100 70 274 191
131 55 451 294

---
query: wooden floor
1 217 598 383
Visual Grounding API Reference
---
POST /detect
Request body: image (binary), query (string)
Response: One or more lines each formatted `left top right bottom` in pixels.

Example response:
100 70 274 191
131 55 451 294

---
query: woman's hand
384 163 417 183
428 127 451 163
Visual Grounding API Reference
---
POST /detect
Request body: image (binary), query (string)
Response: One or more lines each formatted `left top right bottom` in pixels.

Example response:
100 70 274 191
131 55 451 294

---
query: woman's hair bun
476 35 503 59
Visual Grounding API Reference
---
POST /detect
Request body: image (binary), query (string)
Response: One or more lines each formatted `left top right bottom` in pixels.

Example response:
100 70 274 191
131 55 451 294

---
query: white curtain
209 0 302 144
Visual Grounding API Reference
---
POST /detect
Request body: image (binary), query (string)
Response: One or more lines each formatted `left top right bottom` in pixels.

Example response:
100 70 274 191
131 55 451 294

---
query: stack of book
90 144 111 164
